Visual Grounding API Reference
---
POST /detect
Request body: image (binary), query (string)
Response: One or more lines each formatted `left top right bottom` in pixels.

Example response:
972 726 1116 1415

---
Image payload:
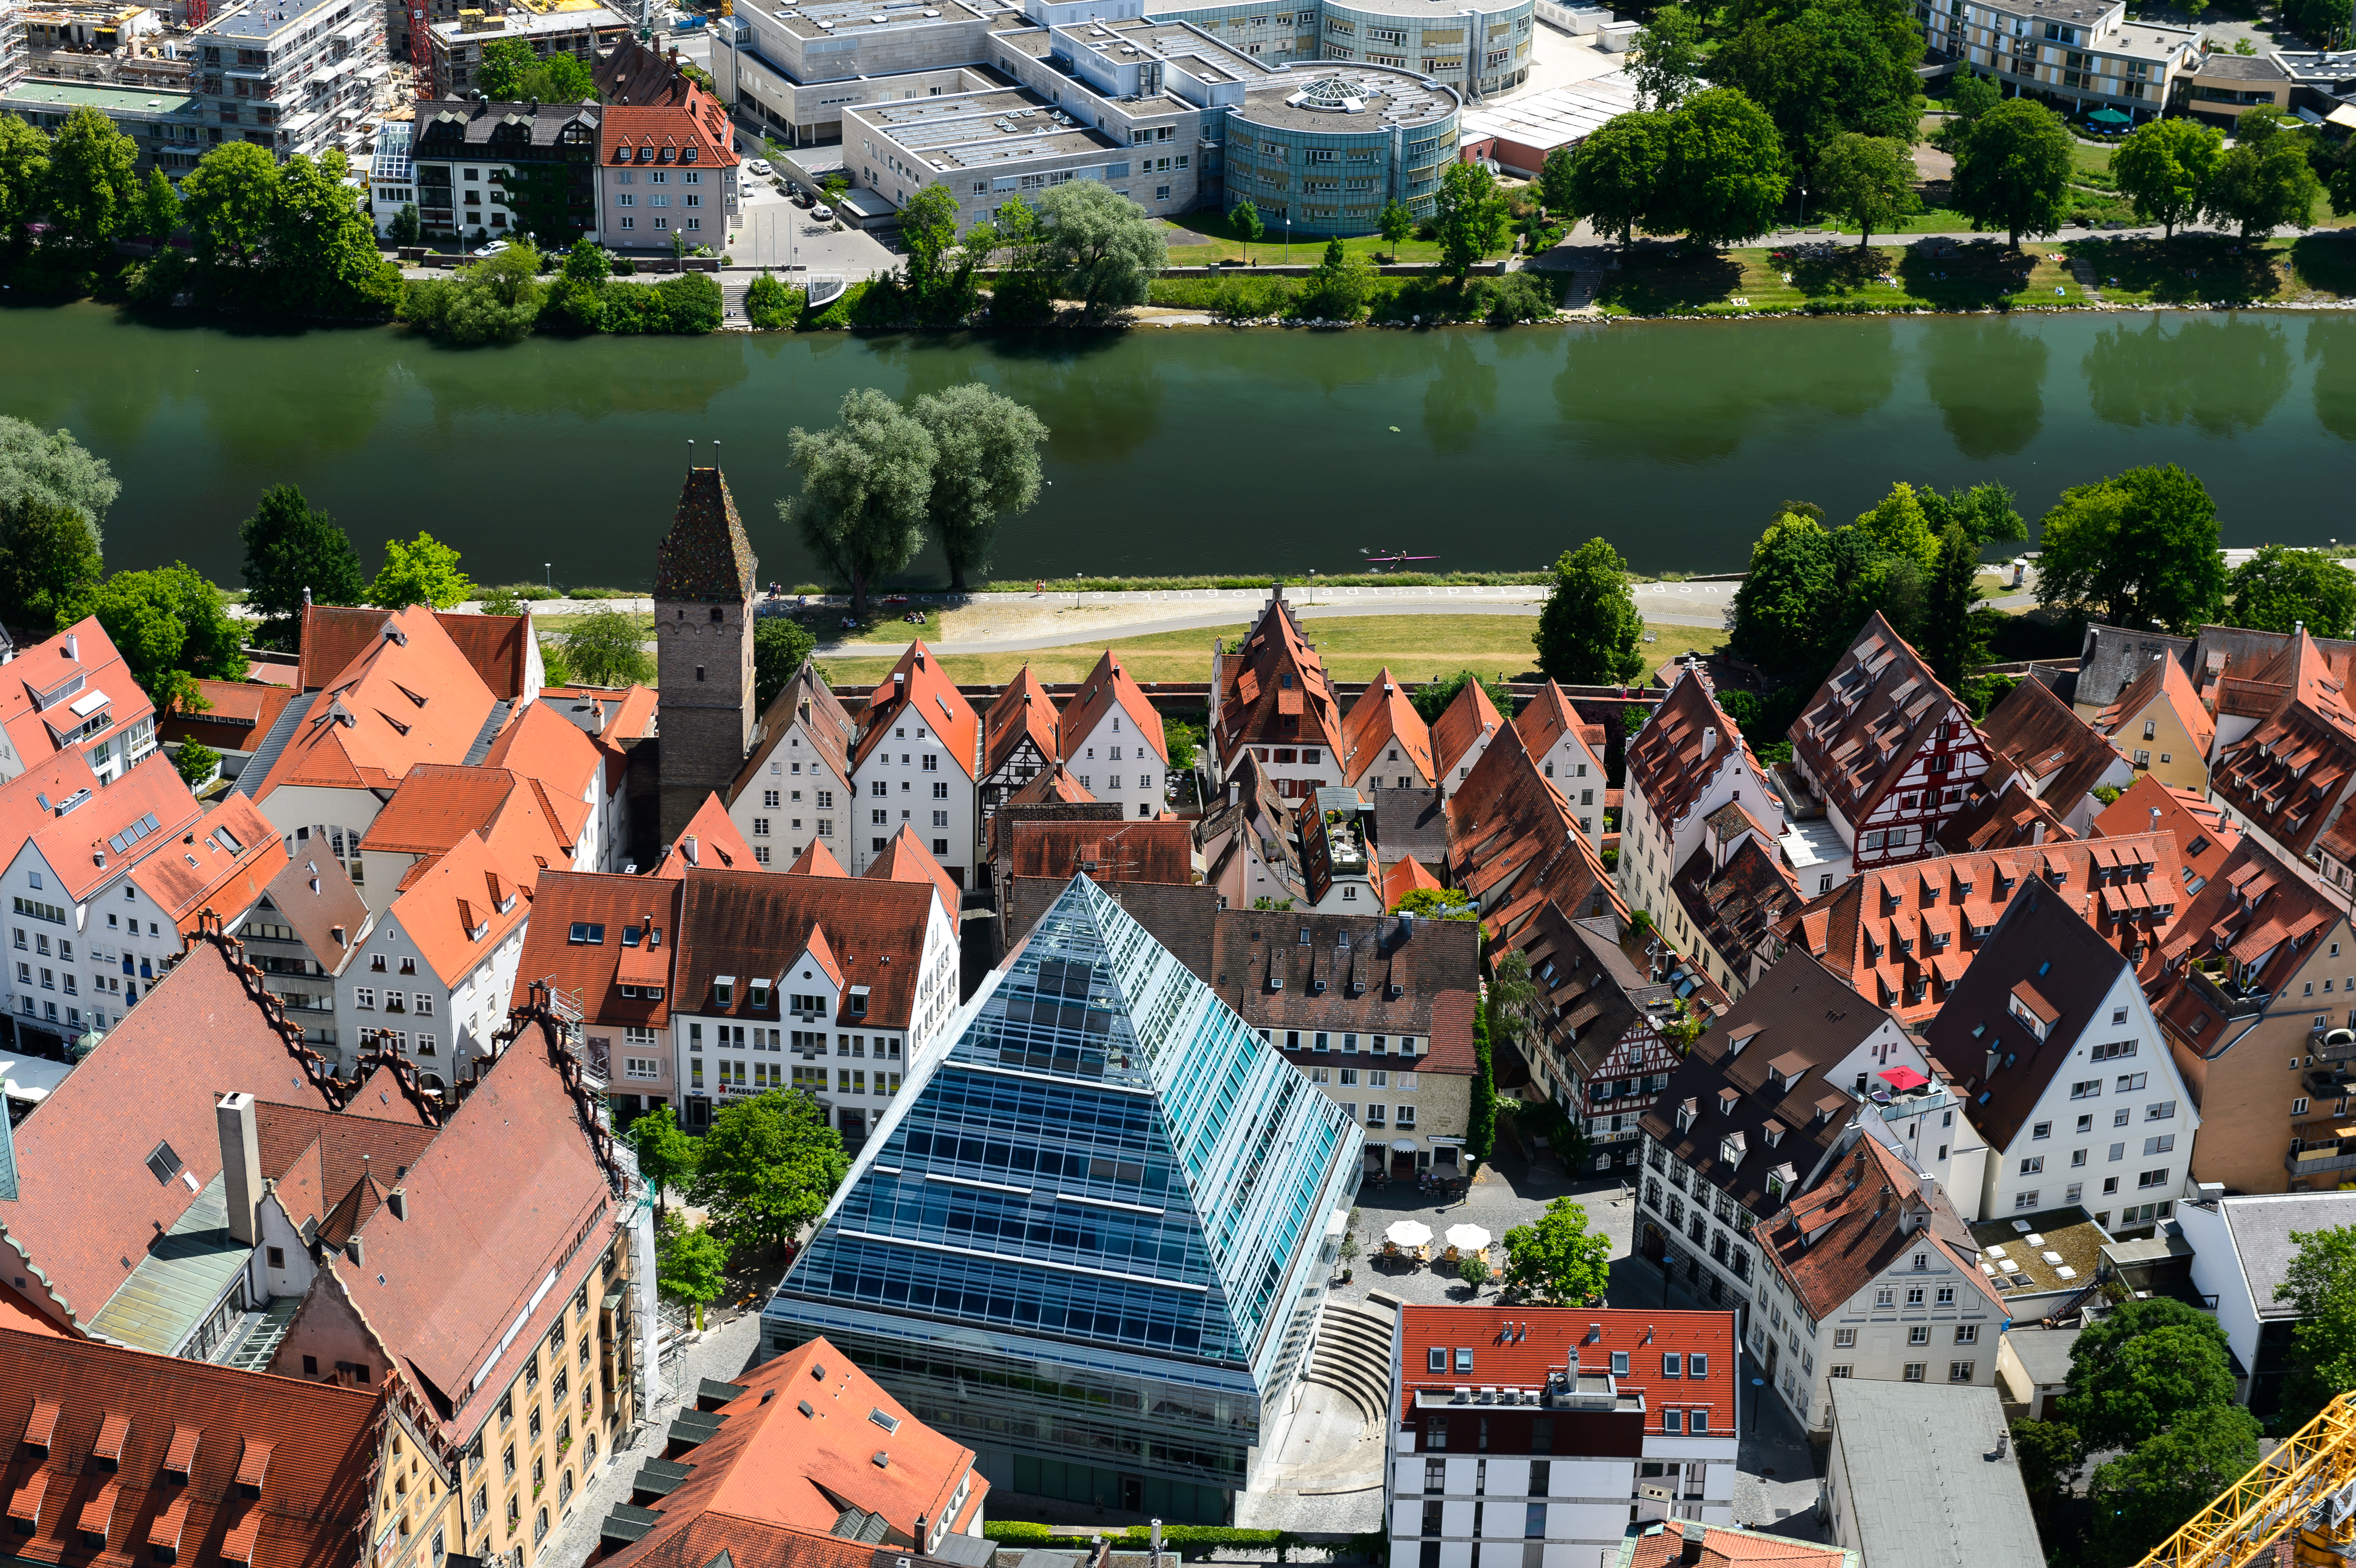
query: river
4 303 2353 590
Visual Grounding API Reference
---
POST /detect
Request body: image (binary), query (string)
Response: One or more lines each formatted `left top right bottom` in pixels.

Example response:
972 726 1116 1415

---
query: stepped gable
656 464 758 603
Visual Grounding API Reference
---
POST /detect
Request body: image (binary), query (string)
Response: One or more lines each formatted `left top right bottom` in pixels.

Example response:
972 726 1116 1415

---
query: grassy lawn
1161 210 1462 267
2290 232 2356 296
536 610 654 635
836 607 945 643
2060 234 2356 303
1595 241 2089 316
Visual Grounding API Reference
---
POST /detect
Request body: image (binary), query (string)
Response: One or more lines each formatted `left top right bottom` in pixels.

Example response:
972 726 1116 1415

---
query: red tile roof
0 1327 381 1568
1059 650 1166 762
1790 612 1977 838
983 666 1060 779
1627 1524 1853 1568
159 678 297 751
1004 760 1093 806
510 871 683 1027
0 935 337 1334
297 603 535 702
786 840 849 878
261 606 501 796
1394 1307 1737 1437
1213 598 1344 765
0 749 203 906
734 666 856 805
1429 678 1505 782
1512 680 1602 766
0 618 157 779
358 764 576 878
1005 819 1194 886
602 1336 982 1568
854 643 978 782
1446 723 1629 942
1625 672 1766 844
1935 775 2072 855
2094 652 2215 759
1381 854 1444 907
256 853 370 978
2210 628 2356 861
1976 676 2129 823
380 829 534 988
482 701 602 840
252 1098 442 1245
675 869 938 1031
599 94 738 175
1342 667 1435 789
656 793 759 877
128 792 291 936
2146 833 2342 1056
2093 776 2236 889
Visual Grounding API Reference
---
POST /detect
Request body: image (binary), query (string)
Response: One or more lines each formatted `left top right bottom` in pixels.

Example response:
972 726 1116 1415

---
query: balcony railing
2188 964 2271 1022
2287 1146 2356 1176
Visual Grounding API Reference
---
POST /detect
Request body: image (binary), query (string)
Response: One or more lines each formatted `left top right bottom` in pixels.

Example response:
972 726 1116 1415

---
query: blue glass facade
764 876 1362 1520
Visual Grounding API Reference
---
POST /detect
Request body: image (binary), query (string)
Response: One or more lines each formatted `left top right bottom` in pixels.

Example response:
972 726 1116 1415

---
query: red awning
1879 1066 1930 1091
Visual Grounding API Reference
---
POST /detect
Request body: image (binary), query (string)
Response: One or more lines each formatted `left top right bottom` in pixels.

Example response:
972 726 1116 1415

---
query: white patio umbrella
1385 1220 1434 1248
1444 1223 1493 1252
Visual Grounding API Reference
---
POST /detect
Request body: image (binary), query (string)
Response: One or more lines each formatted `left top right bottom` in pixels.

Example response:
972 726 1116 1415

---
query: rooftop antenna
687 437 697 470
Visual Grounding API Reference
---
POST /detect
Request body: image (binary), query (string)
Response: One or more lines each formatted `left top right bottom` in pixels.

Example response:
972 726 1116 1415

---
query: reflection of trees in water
1921 317 2049 461
1423 334 1497 455
1549 319 1898 462
2083 315 2291 439
2306 319 2356 444
856 333 997 405
404 333 753 425
992 338 1166 464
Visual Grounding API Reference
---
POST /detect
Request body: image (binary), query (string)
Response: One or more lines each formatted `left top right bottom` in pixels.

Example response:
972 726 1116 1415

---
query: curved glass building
763 876 1363 1523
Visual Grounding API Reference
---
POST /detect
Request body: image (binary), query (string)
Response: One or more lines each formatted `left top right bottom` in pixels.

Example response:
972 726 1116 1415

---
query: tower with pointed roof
656 454 759 842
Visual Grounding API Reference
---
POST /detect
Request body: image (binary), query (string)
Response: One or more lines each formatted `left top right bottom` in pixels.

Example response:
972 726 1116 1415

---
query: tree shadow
2071 235 2288 303
1892 240 2041 309
1785 245 1899 302
1592 246 1745 315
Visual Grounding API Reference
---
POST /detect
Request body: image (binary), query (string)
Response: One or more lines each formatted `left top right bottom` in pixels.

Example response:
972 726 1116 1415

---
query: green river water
3 302 2352 589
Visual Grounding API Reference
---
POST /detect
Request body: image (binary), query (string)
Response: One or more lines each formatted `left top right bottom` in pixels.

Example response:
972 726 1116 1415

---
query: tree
0 113 51 244
74 565 247 713
0 420 116 548
967 198 1052 324
2226 546 2356 638
2284 0 2354 45
1711 0 1924 176
1650 88 1789 250
1922 526 1979 690
754 618 818 711
1036 181 1167 320
2009 1419 2083 1533
178 141 281 271
1917 479 2027 548
1392 886 1478 919
655 1213 729 1331
270 150 403 318
898 182 963 305
1567 111 1671 247
1537 147 1577 221
559 607 656 687
366 531 474 610
2205 122 2323 240
1467 995 1496 1164
1378 197 1415 258
685 1088 849 1253
2089 1406 2262 1568
174 740 221 787
240 484 365 649
2058 1295 2236 1454
475 38 539 99
1411 668 1515 724
1488 948 1543 1048
1230 197 1265 261
516 50 596 102
1729 506 1836 671
1950 97 2073 250
478 586 526 617
563 236 610 284
1457 1252 1490 1292
0 497 103 636
1629 3 1705 110
131 168 180 245
1854 480 1942 569
908 383 1049 593
1298 237 1379 320
2034 464 2225 634
2113 117 2224 242
623 1104 699 1219
782 388 936 619
1942 67 2001 138
388 202 423 247
1815 132 1920 247
1501 1198 1613 1304
2274 1224 2356 1424
400 243 545 343
1434 159 1511 277
1164 719 1200 772
43 107 139 250
1535 537 1646 685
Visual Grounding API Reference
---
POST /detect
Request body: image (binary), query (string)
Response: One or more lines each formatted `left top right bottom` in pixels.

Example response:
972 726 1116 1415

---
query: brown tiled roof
1059 650 1165 762
1341 666 1435 788
1004 759 1093 806
2093 776 2236 889
0 1328 381 1568
982 666 1059 778
1671 834 1803 983
655 793 759 877
1920 888 2136 1150
2145 834 2341 1056
655 465 757 602
864 824 961 930
1446 723 1628 941
854 643 978 782
1003 877 1218 977
0 937 336 1334
601 1336 983 1568
1213 597 1344 764
1428 677 1504 781
1007 818 1193 885
1977 676 2129 822
734 664 856 803
252 1099 441 1244
1637 951 1907 1221
256 853 369 976
1936 775 2072 855
1758 1136 2001 1324
2094 652 2215 759
1507 903 1651 1083
381 829 534 988
1626 672 1767 842
1783 835 2180 1024
128 793 290 936
2209 629 2356 860
1511 679 1597 764
592 33 697 107
1627 1523 1852 1568
262 606 501 796
296 603 534 702
509 871 682 1027
0 617 158 778
159 678 297 750
1790 612 1974 830
675 869 937 1030
1210 908 1480 1077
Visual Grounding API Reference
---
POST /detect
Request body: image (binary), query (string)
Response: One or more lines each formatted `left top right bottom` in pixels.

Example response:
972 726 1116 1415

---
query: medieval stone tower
655 449 758 841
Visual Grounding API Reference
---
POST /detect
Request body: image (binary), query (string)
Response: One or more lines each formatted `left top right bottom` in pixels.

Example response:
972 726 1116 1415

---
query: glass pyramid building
763 876 1363 1523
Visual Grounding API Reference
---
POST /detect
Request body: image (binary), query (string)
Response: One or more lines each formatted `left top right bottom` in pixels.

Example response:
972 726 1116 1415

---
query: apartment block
190 0 386 160
1917 0 2197 122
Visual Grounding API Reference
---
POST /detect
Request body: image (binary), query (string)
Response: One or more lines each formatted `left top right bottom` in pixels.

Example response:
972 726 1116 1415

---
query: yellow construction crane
2137 1391 2356 1568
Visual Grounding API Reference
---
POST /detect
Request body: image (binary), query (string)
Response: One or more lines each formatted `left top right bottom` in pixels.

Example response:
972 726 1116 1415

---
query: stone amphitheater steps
1304 1298 1398 1427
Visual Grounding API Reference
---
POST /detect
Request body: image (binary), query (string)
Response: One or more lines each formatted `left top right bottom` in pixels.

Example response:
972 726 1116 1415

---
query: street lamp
545 563 553 590
1749 1376 1765 1433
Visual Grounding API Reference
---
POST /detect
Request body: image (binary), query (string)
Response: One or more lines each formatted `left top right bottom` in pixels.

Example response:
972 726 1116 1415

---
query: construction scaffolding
2136 1390 2356 1568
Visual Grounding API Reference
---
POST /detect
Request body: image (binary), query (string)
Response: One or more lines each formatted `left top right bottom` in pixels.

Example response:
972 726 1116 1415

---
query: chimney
63 632 78 663
1228 781 1239 807
388 1190 406 1221
2151 807 2162 833
683 835 699 867
1875 1183 1893 1218
217 1092 262 1246
1701 726 1716 759
1679 1527 1705 1568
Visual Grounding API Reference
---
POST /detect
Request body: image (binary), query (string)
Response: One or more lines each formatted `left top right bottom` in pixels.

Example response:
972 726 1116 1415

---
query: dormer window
714 977 735 1007
1675 1099 1697 1133
1719 1132 1746 1165
750 983 771 1009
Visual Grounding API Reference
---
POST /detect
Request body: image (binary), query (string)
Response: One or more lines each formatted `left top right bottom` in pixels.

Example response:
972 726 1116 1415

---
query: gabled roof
0 1327 382 1568
509 871 682 1027
786 840 849 878
482 698 606 837
675 870 939 1029
2208 628 2356 860
733 664 856 801
655 464 758 602
1920 889 2134 1150
2094 651 2215 759
261 605 502 797
358 763 576 882
1625 670 1767 840
600 92 738 173
0 750 203 906
1446 724 1629 942
655 793 759 878
1784 835 2181 1024
1508 903 1657 1084
1758 1135 2001 1325
1429 678 1505 780
1512 679 1604 766
0 617 157 778
864 825 960 930
0 936 337 1334
1977 676 2130 819
591 32 698 107
380 830 533 987
598 1336 983 1568
161 677 297 747
128 793 290 935
1381 854 1444 909
1006 818 1194 886
2145 834 2342 1056
257 852 369 973
297 602 535 702
854 643 978 782
1212 596 1344 764
1059 650 1166 762
1936 774 2072 855
2073 624 2197 713
1341 667 1435 788
1005 759 1093 806
1625 1523 1856 1568
337 1012 622 1437
983 666 1060 779
1790 612 1972 828
252 1098 442 1244
1671 833 1803 982
2093 776 2237 889
1211 908 1481 1077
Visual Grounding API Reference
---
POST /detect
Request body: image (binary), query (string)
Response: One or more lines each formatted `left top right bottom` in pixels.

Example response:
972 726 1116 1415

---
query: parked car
478 240 511 256
745 158 773 176
811 204 834 222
